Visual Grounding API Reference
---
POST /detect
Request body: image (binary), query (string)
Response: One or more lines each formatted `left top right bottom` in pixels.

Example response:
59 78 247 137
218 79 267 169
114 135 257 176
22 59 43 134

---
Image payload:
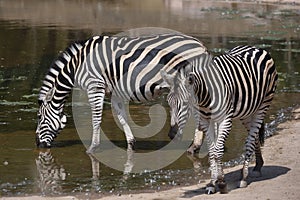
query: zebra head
36 88 67 148
160 67 196 140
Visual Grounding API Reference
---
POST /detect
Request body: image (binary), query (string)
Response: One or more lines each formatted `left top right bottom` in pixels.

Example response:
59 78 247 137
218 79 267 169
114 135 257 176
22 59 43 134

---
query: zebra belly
110 75 163 102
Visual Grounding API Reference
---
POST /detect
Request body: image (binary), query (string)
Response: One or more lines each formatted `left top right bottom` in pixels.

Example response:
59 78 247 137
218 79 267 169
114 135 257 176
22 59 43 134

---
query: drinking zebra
160 46 278 194
36 33 207 153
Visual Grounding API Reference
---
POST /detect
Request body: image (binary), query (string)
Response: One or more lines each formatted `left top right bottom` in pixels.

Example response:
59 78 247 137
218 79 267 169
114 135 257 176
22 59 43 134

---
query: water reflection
34 148 136 195
35 150 66 195
34 146 208 195
88 149 134 181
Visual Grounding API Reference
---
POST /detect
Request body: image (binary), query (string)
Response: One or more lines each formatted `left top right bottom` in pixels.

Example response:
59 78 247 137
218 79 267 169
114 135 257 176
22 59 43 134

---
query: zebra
35 150 66 195
160 46 278 194
36 33 207 153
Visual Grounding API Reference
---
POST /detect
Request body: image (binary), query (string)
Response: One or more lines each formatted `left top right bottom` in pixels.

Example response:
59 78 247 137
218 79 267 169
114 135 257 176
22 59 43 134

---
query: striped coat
36 33 207 152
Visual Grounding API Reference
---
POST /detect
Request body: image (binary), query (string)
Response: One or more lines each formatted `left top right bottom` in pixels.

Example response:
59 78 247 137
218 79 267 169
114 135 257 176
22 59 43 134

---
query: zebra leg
206 117 232 194
204 126 221 194
206 144 226 194
240 116 265 188
86 83 106 153
206 142 218 194
187 110 204 154
187 129 204 154
124 148 134 175
252 122 265 177
111 96 135 150
215 118 231 194
88 154 100 179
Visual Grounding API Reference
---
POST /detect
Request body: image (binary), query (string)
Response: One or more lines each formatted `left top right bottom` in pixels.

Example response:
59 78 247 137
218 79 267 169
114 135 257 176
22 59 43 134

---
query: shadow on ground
182 165 290 198
51 139 83 148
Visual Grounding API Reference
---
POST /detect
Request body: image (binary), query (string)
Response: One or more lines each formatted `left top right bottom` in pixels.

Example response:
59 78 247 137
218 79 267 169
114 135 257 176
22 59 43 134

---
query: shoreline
100 106 300 200
2 106 299 199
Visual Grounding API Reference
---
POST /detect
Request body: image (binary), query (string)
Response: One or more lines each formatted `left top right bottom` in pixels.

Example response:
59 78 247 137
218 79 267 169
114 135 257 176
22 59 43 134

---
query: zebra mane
38 40 86 103
177 52 213 86
160 52 212 93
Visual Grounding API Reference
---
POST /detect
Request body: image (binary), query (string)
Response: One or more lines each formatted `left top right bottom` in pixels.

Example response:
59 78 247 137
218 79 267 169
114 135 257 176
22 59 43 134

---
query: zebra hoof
239 180 248 188
218 181 228 194
37 141 51 149
205 184 216 194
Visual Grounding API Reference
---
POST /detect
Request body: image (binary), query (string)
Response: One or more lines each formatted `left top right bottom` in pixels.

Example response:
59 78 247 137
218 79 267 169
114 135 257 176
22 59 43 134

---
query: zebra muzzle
36 136 52 148
37 141 51 148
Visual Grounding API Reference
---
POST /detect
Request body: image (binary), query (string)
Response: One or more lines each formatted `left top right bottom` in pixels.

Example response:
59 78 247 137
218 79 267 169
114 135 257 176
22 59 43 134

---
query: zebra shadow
50 140 83 148
181 165 291 198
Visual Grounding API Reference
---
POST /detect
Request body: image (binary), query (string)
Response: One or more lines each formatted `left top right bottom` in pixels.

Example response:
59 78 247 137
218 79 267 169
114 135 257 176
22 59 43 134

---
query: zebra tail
259 123 265 146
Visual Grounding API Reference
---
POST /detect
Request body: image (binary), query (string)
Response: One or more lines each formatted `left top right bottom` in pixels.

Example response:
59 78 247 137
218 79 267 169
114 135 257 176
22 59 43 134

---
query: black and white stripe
161 46 278 194
35 151 66 195
36 33 207 152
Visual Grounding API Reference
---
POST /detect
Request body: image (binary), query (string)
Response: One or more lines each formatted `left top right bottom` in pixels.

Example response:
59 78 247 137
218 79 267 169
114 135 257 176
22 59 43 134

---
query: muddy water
0 0 299 198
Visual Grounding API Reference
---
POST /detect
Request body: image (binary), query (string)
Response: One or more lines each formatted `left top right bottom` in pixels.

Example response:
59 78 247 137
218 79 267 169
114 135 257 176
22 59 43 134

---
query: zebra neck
39 42 84 104
195 74 211 107
51 88 71 110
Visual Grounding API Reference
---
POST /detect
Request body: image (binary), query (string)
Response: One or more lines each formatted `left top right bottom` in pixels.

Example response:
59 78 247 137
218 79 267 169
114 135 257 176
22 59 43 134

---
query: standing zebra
36 33 207 153
161 46 278 194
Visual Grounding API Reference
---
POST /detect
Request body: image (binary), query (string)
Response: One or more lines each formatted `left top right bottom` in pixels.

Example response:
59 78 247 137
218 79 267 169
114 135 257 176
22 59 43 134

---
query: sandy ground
2 106 299 200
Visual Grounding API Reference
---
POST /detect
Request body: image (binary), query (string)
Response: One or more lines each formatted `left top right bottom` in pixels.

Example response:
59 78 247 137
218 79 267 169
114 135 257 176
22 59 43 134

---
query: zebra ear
44 88 55 103
160 70 174 87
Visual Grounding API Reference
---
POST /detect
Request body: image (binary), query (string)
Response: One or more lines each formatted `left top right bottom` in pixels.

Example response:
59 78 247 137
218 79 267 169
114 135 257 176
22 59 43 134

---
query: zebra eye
188 72 196 85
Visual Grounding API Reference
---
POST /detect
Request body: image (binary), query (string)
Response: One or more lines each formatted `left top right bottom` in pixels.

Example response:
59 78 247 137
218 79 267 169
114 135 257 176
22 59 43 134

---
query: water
0 0 299 198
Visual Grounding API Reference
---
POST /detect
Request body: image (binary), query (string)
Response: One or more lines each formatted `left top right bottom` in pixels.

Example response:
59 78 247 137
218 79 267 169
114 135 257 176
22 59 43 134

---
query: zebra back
75 33 207 102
